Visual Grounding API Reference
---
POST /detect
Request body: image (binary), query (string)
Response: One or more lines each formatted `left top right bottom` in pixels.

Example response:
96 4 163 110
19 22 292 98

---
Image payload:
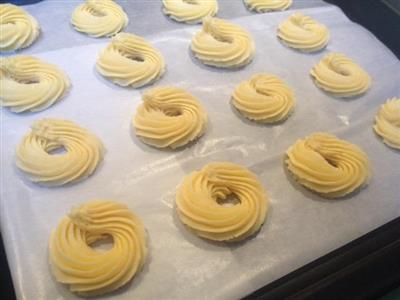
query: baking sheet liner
1 5 400 300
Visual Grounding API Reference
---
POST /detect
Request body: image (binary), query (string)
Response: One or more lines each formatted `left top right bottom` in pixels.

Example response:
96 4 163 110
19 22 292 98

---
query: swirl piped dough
162 0 218 24
16 118 103 186
0 4 40 52
278 13 329 52
191 16 255 68
373 98 400 149
49 200 147 295
176 162 268 242
286 133 371 198
133 86 207 149
0 56 70 113
243 0 292 12
71 0 128 38
96 32 165 88
310 53 371 98
232 73 295 123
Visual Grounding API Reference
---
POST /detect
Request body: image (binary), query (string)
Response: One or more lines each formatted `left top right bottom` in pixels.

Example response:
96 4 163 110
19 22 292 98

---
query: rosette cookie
286 133 371 198
0 56 70 113
0 4 40 52
96 32 165 88
163 0 218 24
373 98 400 149
176 162 268 242
133 87 208 149
16 118 103 186
243 0 292 12
310 53 371 98
191 16 255 68
71 0 128 37
49 200 147 295
278 13 329 52
232 73 295 123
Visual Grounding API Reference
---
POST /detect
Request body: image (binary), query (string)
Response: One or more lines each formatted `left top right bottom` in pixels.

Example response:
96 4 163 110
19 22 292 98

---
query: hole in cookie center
46 146 67 156
89 235 114 252
119 51 145 62
164 109 182 117
216 193 241 207
89 8 106 17
325 158 338 168
183 0 199 4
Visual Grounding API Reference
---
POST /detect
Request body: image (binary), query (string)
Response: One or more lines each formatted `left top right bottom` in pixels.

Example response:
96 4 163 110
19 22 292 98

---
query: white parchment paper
1 4 400 300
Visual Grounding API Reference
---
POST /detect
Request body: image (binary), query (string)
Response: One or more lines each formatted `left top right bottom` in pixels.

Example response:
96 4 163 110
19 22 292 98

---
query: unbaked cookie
373 98 400 149
243 0 292 12
163 0 218 24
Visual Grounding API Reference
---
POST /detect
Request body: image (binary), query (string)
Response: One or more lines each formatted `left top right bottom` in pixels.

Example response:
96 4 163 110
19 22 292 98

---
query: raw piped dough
163 0 218 24
243 0 292 12
133 86 208 149
0 56 70 113
49 200 147 295
191 16 255 68
373 98 400 149
232 73 295 123
286 133 371 198
96 32 165 88
310 53 371 98
16 118 103 186
176 162 268 241
278 13 329 52
0 4 40 51
71 0 128 37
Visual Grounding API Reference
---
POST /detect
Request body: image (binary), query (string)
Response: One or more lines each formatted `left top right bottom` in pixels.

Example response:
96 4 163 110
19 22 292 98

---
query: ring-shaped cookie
96 32 165 88
310 53 371 98
16 118 103 186
232 73 295 123
176 162 268 242
71 0 128 37
286 133 371 198
49 200 147 295
133 86 208 149
0 4 40 51
191 16 255 68
162 0 218 24
243 0 292 12
373 98 400 149
0 56 70 113
278 13 329 52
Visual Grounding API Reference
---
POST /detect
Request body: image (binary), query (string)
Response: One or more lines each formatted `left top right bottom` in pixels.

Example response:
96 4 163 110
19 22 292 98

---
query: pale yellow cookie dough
176 162 268 241
163 0 218 24
191 16 255 68
310 53 371 98
0 4 40 51
244 0 292 12
232 73 295 123
286 133 371 198
71 0 128 38
16 118 103 186
373 98 400 149
278 13 329 52
49 200 147 295
0 56 70 113
133 86 208 149
96 32 165 88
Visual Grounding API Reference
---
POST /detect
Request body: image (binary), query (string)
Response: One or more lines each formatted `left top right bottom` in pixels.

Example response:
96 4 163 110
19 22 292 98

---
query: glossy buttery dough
162 0 218 24
243 0 292 12
49 200 147 295
16 118 103 186
310 53 371 98
0 4 40 51
278 13 329 52
0 56 70 113
176 162 268 241
373 98 400 149
232 73 295 123
191 16 255 68
133 86 208 148
96 32 165 88
286 133 371 198
71 0 128 37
